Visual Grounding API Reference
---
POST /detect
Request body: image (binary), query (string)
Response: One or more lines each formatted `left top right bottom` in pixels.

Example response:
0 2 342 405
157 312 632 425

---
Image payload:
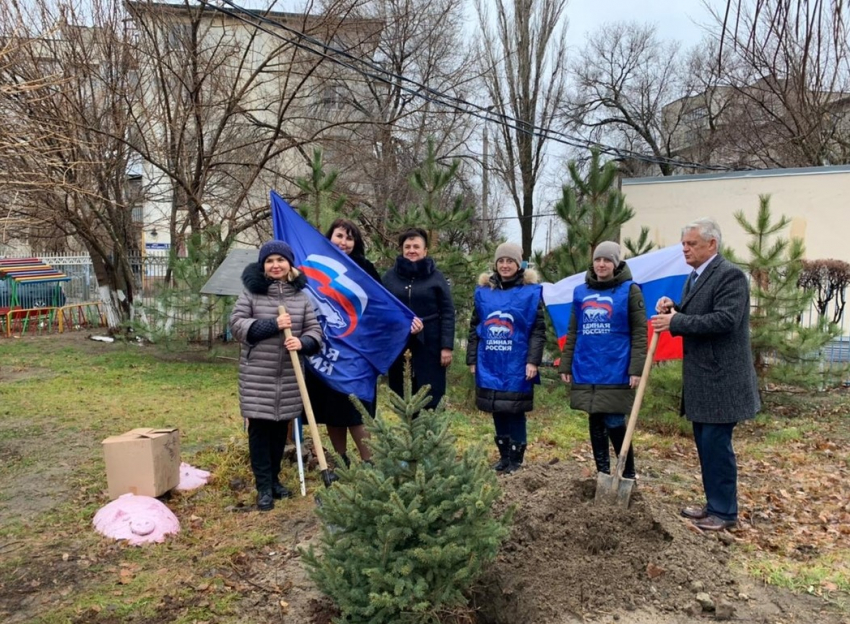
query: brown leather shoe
693 515 736 531
680 506 708 520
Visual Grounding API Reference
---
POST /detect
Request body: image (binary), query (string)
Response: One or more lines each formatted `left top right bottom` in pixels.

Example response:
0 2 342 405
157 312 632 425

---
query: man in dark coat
651 218 760 531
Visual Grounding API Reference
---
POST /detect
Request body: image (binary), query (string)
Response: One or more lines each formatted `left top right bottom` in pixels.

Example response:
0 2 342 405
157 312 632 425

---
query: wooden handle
614 330 660 479
279 305 329 472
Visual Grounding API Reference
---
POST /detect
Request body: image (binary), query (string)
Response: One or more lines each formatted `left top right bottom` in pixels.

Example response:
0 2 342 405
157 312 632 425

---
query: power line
195 0 736 173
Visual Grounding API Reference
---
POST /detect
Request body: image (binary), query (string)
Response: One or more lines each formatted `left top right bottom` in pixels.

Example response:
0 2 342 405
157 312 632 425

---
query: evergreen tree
302 356 509 624
534 148 651 283
296 148 347 231
128 228 233 345
735 195 840 387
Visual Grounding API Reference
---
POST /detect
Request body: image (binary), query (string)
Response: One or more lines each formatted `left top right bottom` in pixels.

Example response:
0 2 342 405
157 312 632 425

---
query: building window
320 84 346 110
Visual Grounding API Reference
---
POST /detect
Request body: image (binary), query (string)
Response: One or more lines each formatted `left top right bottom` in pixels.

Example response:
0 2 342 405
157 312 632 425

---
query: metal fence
1 252 234 344
3 253 850 375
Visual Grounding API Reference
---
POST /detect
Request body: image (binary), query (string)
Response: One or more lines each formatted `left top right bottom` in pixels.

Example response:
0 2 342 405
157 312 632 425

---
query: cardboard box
102 428 180 499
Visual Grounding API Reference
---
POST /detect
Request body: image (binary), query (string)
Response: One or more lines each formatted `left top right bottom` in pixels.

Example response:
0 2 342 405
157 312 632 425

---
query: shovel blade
594 472 636 509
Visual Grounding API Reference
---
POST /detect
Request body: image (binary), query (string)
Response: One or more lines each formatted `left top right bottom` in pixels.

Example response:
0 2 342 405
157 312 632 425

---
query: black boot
503 442 527 475
492 436 511 472
272 482 292 500
607 426 636 479
257 490 274 511
589 416 611 474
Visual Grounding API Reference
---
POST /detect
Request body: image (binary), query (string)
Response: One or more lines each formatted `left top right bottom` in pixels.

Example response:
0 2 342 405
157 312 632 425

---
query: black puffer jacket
558 262 646 415
467 268 546 414
383 256 455 408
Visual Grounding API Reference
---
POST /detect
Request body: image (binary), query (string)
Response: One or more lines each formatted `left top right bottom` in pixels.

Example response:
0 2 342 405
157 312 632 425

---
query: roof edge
622 164 850 185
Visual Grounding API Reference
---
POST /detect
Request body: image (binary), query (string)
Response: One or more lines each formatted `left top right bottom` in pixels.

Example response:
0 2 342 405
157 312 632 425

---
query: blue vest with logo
571 281 632 385
475 283 542 393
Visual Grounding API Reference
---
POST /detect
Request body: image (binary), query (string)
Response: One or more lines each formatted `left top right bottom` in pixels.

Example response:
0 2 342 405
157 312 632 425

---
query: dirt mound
473 461 741 622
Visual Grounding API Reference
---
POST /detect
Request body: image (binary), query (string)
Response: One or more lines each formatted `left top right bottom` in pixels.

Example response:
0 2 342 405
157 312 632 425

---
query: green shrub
302 357 510 624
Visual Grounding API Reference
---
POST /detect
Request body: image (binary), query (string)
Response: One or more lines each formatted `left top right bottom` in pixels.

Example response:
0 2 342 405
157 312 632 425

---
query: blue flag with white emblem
271 191 414 402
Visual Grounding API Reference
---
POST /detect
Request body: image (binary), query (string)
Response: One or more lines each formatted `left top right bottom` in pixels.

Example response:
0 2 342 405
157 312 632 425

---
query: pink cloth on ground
93 494 180 545
176 462 211 491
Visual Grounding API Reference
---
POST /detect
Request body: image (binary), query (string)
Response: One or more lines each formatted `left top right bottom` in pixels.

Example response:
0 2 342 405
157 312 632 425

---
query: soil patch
471 461 846 623
0 365 55 384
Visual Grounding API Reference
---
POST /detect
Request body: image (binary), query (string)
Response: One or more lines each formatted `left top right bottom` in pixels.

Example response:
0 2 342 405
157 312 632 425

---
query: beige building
125 1 382 255
621 164 850 262
660 78 850 173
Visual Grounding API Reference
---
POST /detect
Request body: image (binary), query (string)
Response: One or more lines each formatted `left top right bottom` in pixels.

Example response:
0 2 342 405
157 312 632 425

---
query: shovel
595 330 659 508
279 305 338 490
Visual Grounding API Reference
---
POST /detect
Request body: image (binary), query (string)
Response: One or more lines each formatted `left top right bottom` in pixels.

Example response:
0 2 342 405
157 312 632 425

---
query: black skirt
305 368 376 427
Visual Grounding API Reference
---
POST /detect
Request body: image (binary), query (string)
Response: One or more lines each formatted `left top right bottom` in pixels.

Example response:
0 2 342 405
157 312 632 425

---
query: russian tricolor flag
542 244 691 361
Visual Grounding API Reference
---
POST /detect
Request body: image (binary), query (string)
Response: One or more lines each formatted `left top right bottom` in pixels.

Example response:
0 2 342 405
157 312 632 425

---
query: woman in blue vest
467 242 546 474
558 241 647 479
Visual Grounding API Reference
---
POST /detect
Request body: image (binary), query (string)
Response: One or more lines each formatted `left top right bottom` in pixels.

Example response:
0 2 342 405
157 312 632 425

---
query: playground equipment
0 257 105 337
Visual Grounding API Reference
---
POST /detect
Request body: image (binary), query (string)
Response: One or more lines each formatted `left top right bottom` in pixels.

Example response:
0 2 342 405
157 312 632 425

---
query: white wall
621 166 850 262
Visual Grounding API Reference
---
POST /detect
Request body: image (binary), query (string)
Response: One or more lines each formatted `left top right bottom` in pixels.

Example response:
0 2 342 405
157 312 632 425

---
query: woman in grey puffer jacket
230 241 323 511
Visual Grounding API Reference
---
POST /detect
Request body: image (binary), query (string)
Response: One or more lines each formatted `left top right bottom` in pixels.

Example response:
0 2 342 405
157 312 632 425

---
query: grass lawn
0 332 848 622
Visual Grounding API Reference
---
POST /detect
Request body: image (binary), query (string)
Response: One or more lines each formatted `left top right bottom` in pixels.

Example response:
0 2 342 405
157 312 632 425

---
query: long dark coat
383 256 455 409
466 268 547 414
669 255 760 424
308 253 382 426
230 264 323 422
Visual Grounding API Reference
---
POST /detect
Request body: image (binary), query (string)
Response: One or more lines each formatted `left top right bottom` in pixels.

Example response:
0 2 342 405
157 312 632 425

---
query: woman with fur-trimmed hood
230 241 323 512
467 242 547 474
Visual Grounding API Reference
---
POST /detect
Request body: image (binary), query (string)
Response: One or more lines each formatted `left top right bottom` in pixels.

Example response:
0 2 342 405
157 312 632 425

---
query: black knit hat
258 240 295 266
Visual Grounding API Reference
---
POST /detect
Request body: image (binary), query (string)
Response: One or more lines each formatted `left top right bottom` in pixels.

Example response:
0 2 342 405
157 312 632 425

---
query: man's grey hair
682 217 722 248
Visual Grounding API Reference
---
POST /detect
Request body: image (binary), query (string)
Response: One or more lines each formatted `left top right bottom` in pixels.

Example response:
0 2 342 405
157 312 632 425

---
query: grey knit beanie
258 240 296 266
593 241 621 265
494 242 523 267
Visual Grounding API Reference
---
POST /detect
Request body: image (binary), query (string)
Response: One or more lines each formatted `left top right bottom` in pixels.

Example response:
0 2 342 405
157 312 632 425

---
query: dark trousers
388 354 445 411
693 421 738 521
493 412 527 444
247 418 288 493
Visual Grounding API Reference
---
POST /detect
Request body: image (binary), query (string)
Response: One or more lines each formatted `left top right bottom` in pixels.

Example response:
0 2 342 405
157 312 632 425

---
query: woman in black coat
382 228 455 410
306 218 382 464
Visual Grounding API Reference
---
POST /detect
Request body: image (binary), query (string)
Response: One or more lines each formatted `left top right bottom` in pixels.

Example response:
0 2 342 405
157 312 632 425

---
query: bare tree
125 0 367 265
475 0 569 257
314 0 482 246
708 0 850 168
567 22 694 176
0 0 380 325
0 0 141 325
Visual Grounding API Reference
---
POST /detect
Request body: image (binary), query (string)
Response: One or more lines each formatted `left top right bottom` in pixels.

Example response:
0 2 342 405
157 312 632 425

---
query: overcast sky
565 0 715 45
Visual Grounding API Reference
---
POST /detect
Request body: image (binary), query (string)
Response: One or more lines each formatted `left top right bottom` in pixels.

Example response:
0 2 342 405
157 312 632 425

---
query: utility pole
482 119 490 223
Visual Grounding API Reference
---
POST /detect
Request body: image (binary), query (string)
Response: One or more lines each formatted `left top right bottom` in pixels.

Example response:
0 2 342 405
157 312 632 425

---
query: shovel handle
278 305 330 473
613 330 660 479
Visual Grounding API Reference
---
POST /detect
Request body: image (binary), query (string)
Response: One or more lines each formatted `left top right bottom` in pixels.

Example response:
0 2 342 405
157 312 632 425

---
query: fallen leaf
646 563 665 579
